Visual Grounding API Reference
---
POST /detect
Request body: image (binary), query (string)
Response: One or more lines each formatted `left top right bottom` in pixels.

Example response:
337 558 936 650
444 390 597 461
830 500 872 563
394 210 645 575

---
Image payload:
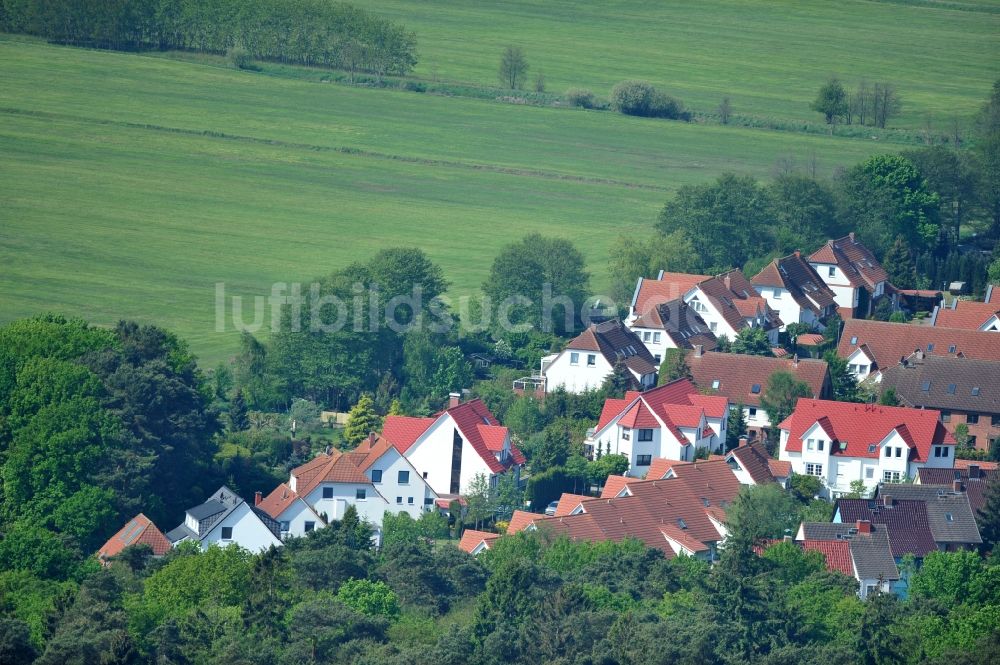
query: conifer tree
343 394 381 448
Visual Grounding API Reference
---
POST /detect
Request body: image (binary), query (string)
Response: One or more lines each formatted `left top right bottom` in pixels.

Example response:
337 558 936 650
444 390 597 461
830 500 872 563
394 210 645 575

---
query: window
969 436 977 447
921 380 931 392
424 497 433 505
807 438 815 451
947 384 957 395
279 521 290 532
654 355 661 363
949 345 957 353
570 352 579 365
993 415 1000 427
933 445 950 458
372 470 382 483
972 387 980 396
773 289 782 299
868 444 877 453
221 527 233 540
849 363 859 374
709 322 718 332
643 331 651 341
423 471 428 479
927 343 935 351
858 365 868 375
322 487 334 499
806 463 823 476
304 521 315 532
941 411 951 423
828 267 836 277
636 455 652 466
818 440 825 451
587 354 596 367
748 407 757 419
883 471 901 483
945 512 954 522
638 429 653 442
967 413 979 425
356 489 366 500
621 427 631 441
653 332 661 343
865 467 875 479
895 447 902 458
405 496 413 505
751 384 761 394
712 379 720 390
850 335 858 345
398 470 410 484
677 518 688 529
396 496 403 504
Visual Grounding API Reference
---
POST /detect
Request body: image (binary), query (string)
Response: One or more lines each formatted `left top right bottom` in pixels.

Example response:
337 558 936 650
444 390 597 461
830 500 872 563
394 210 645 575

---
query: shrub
227 45 256 71
610 80 689 120
400 80 426 93
565 88 596 109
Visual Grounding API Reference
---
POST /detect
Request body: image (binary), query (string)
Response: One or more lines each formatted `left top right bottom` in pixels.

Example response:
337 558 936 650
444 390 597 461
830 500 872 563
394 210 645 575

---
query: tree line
0 0 417 76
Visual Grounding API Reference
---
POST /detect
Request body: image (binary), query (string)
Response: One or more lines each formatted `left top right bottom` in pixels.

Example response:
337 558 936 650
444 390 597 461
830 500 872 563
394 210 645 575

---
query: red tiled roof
768 459 792 478
801 540 854 577
458 529 499 554
594 379 725 444
381 415 435 452
772 347 790 358
838 319 1000 369
507 510 537 534
663 458 742 509
258 483 302 520
797 333 826 346
290 434 408 497
98 514 171 560
986 285 998 304
563 320 658 377
646 458 685 480
554 493 592 516
633 272 711 315
660 523 710 553
781 400 955 462
687 351 829 408
934 301 1000 331
601 475 633 498
954 459 998 471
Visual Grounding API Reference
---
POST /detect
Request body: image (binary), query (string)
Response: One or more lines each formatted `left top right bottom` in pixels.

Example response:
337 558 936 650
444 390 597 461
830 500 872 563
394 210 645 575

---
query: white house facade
166 486 283 553
541 320 657 394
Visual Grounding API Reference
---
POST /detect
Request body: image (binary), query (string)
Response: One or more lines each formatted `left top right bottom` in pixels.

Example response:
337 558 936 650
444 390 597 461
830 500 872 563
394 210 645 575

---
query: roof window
677 518 688 530
948 345 956 353
972 387 980 396
947 384 957 395
921 381 931 392
850 336 858 345
751 384 761 394
927 343 935 351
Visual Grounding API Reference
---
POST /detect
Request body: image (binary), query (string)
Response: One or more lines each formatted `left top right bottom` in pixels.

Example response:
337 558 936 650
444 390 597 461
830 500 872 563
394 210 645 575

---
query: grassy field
369 0 999 129
0 28 956 363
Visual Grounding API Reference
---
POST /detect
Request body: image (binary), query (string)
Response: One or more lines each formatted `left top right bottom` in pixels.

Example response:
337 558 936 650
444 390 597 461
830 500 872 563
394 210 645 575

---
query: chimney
368 432 376 447
448 392 461 409
694 344 704 357
794 250 801 258
783 534 793 542
792 353 799 366
953 479 964 493
883 495 893 507
969 464 980 479
848 232 856 242
738 436 749 448
254 491 262 506
856 520 872 534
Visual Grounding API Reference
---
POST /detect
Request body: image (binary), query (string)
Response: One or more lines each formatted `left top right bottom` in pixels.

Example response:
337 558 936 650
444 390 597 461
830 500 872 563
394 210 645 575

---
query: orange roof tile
801 540 854 577
934 301 1000 331
98 513 171 560
554 493 592 516
507 510 538 534
458 529 499 554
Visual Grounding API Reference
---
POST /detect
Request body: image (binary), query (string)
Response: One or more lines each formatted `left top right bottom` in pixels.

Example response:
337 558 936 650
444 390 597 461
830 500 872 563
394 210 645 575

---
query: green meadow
2 0 996 363
371 0 999 128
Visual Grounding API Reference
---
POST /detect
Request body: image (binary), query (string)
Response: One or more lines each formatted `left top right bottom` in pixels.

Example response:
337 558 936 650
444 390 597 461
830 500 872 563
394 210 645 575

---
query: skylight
921 381 931 392
947 384 957 395
945 513 954 522
751 384 761 394
850 336 858 345
868 444 877 453
677 518 688 529
948 345 956 353
927 343 935 351
972 387 980 396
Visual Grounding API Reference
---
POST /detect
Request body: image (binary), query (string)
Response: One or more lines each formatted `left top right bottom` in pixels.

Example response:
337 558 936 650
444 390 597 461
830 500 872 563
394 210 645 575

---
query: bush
227 45 256 71
565 88 597 109
401 80 426 93
610 80 689 120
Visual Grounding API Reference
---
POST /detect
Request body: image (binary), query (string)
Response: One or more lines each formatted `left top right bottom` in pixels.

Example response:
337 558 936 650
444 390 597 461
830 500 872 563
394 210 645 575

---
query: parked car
544 500 559 516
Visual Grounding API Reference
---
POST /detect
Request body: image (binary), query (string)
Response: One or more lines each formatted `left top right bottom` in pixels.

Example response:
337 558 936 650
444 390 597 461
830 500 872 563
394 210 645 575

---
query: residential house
751 251 838 331
879 352 1000 452
382 397 524 495
256 483 327 540
918 463 998 526
868 484 983 551
725 440 792 487
837 319 1000 381
98 513 171 564
808 233 893 319
627 298 718 363
458 529 499 555
777 400 956 499
166 486 283 553
511 475 729 561
586 379 729 470
686 346 831 434
627 270 781 345
796 521 900 598
286 433 438 541
931 299 1000 332
540 320 657 394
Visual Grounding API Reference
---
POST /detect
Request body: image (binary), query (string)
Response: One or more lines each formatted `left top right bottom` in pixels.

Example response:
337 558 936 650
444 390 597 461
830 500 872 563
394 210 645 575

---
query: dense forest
0 0 417 75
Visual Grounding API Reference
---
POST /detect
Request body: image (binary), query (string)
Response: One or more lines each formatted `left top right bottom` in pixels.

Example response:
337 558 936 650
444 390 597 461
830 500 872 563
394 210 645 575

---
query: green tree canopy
811 77 848 124
343 394 382 448
760 370 813 426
